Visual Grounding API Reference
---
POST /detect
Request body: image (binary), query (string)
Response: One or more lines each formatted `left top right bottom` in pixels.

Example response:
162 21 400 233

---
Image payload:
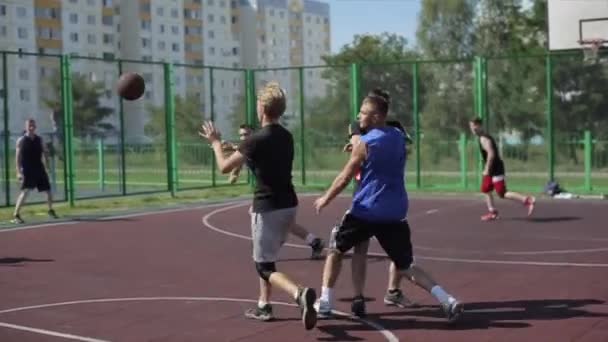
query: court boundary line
0 297 398 342
0 321 109 342
201 202 608 268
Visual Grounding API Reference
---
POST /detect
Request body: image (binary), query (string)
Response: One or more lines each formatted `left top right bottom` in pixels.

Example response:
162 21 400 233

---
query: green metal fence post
164 62 177 197
61 55 75 207
546 54 555 181
245 69 256 127
474 56 483 188
2 52 10 206
98 138 105 191
209 67 216 187
459 133 468 189
117 61 127 196
245 69 256 186
298 67 306 185
412 62 421 189
350 63 360 121
584 130 592 192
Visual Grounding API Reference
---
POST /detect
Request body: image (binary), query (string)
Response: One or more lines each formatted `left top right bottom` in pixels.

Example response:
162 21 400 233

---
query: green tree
44 73 115 139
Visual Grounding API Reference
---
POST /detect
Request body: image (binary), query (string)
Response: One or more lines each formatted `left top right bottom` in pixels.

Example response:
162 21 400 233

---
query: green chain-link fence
1 49 606 207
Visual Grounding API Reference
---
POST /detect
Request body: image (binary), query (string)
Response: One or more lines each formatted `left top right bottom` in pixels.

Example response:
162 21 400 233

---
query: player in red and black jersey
469 118 535 221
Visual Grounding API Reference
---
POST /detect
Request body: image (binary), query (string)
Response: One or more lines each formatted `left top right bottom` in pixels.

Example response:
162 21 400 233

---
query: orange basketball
117 72 145 101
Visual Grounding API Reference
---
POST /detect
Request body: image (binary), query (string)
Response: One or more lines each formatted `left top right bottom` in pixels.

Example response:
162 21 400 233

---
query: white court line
0 321 109 342
0 297 398 342
202 203 608 268
0 199 250 233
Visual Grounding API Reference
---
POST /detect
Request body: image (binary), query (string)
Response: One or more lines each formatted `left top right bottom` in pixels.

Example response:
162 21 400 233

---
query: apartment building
0 0 330 140
236 0 330 125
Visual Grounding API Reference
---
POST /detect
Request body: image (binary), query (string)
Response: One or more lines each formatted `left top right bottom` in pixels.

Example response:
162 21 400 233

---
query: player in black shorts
12 119 58 224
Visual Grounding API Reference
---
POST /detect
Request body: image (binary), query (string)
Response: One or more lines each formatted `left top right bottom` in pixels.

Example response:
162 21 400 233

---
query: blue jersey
350 126 408 222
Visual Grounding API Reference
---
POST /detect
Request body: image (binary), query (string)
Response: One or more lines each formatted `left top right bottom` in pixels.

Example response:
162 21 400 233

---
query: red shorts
481 175 507 197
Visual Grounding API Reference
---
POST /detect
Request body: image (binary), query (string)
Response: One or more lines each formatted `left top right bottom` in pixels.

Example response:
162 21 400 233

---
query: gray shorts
250 206 297 263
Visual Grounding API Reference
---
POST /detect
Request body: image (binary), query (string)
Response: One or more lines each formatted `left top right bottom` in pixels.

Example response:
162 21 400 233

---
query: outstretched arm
314 140 367 212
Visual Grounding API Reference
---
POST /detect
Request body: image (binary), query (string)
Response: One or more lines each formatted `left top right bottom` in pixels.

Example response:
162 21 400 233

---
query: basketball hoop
578 39 606 63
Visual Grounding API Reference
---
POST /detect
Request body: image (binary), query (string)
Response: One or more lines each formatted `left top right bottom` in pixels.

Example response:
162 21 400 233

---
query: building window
70 32 79 42
87 15 95 24
102 0 112 7
140 3 151 12
88 34 96 44
102 15 113 26
231 1 236 9
231 16 237 24
142 38 150 48
16 7 26 18
208 14 214 23
171 43 179 52
220 16 226 24
232 47 238 56
159 24 165 33
0 5 6 16
208 0 214 5
141 20 151 30
157 7 164 16
18 69 29 80
208 30 214 39
69 13 78 24
17 28 28 39
103 34 113 44
0 26 6 37
280 11 284 19
158 41 165 50
171 8 178 18
19 89 30 102
87 0 95 5
269 9 274 16
209 47 215 55
171 25 179 34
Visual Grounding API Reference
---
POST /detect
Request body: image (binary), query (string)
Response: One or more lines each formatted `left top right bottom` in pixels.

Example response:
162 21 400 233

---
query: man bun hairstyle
364 88 390 115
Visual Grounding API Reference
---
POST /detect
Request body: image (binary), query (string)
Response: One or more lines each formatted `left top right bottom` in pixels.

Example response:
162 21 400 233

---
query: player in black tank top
469 118 536 221
12 119 58 224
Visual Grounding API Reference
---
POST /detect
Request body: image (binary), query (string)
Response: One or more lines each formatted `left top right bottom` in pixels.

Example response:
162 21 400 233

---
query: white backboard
548 0 608 50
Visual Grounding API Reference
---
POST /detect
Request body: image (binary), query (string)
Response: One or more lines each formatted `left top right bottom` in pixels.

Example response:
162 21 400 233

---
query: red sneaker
524 197 536 216
481 211 498 221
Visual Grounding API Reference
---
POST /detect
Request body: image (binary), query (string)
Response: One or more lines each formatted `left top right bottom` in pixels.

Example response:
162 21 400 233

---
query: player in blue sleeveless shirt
314 89 464 322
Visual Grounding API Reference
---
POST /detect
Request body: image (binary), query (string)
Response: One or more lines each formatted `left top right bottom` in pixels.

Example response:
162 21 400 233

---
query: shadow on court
0 257 54 265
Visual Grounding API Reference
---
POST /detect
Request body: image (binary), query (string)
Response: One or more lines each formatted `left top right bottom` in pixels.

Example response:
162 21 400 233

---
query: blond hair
257 81 286 119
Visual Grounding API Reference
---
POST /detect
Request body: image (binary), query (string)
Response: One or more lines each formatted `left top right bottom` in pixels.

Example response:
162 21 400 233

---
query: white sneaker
314 299 333 318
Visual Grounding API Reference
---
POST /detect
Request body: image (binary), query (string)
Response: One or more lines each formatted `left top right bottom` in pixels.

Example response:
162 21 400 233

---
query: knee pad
255 262 276 281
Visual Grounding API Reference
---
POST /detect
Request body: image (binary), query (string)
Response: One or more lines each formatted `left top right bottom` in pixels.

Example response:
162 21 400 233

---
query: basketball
117 72 145 101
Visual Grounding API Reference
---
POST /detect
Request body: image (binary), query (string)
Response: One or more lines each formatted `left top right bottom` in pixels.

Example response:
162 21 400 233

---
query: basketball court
1 194 608 341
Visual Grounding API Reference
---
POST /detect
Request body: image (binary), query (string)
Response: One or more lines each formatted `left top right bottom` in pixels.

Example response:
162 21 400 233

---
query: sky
328 0 422 53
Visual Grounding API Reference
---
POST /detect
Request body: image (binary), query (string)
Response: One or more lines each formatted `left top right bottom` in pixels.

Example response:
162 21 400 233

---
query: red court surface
1 194 608 341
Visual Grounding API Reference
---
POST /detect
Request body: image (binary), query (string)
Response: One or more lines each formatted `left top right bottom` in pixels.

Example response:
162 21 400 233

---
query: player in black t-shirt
223 124 325 260
12 119 58 224
469 118 536 221
199 82 317 330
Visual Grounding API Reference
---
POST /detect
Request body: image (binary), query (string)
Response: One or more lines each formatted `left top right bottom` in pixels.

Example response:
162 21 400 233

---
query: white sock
305 233 317 245
258 300 269 308
320 286 333 304
431 285 455 305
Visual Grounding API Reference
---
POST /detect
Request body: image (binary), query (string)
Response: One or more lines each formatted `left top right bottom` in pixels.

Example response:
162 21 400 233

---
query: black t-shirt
238 123 298 212
17 134 45 173
478 133 505 176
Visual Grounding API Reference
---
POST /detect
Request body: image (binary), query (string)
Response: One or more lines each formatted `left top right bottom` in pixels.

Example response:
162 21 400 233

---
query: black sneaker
297 287 317 330
310 238 325 260
244 304 274 322
351 295 366 317
11 214 24 224
48 209 58 219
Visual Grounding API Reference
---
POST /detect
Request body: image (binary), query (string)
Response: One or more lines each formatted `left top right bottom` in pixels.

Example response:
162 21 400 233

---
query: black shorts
21 170 51 192
329 212 414 270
